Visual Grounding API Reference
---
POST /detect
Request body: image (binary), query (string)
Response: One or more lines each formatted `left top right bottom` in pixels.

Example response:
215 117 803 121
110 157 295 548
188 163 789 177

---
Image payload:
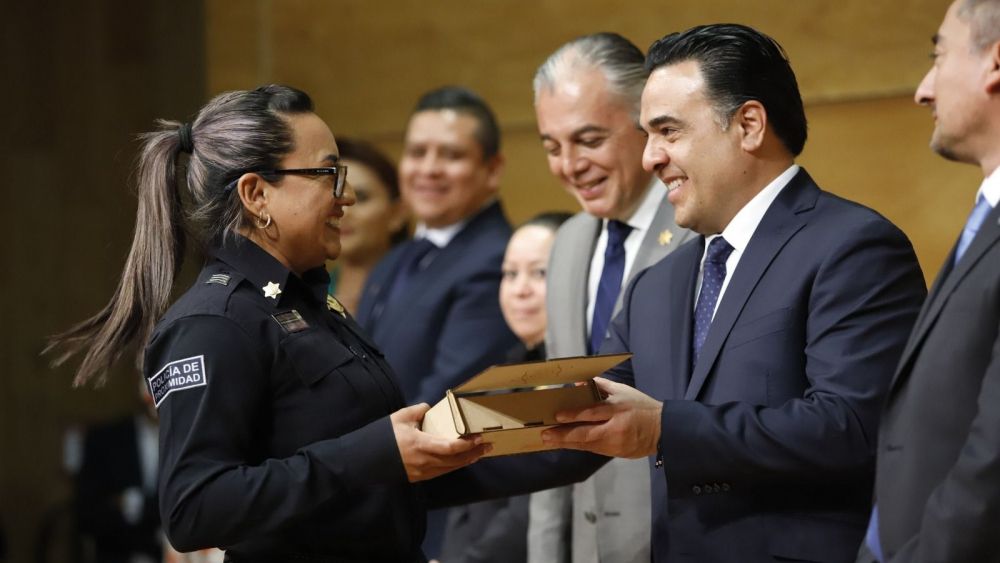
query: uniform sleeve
149 315 406 551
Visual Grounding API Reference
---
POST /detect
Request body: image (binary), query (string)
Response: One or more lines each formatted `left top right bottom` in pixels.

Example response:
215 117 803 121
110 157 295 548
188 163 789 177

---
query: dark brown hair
46 84 314 386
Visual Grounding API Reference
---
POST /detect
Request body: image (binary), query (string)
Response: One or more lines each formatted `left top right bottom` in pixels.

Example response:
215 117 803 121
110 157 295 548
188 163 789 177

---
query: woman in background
438 211 573 563
327 138 408 312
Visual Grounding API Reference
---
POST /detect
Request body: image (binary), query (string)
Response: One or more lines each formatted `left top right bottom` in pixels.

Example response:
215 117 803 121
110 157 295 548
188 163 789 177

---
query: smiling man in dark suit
541 24 927 562
858 1 1000 561
356 86 517 560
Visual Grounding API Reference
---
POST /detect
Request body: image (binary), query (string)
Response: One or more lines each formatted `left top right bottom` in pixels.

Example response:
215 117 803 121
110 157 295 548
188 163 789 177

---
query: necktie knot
606 220 632 249
705 236 734 264
955 194 994 265
589 221 633 355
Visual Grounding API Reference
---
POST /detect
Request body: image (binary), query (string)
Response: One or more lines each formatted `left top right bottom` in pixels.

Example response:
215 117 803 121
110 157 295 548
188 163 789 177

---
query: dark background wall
2 1 205 561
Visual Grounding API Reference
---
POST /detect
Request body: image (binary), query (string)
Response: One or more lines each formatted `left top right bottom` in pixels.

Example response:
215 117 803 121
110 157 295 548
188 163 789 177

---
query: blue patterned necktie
589 220 633 354
692 236 734 366
954 194 993 266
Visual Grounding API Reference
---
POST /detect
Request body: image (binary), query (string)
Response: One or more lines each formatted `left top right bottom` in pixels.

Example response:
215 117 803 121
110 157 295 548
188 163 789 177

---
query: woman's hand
391 403 491 482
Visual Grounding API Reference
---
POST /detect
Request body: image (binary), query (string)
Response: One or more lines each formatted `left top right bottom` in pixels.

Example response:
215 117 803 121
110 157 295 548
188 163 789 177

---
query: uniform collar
213 236 330 307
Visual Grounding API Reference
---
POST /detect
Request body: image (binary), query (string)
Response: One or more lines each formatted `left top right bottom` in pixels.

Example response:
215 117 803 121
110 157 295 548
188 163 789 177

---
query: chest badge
658 230 673 246
327 295 346 318
263 281 282 300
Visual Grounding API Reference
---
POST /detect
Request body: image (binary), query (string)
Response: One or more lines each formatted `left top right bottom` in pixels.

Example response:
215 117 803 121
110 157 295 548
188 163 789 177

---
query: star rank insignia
658 230 673 246
262 281 282 300
327 295 346 317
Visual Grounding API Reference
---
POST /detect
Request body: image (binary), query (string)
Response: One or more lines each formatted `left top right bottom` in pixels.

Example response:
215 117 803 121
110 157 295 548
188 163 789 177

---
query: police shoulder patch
148 355 208 408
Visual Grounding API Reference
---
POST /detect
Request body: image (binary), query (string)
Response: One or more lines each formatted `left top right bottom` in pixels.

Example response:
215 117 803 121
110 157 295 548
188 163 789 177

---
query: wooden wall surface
206 0 979 280
2 1 204 561
3 1 983 560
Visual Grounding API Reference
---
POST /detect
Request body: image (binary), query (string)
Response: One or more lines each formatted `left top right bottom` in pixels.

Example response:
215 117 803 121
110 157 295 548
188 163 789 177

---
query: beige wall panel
207 0 949 135
800 96 982 283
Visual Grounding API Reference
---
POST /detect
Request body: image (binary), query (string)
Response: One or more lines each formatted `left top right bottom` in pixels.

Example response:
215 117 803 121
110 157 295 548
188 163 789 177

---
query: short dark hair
336 137 399 201
645 24 808 156
412 86 501 159
335 137 407 245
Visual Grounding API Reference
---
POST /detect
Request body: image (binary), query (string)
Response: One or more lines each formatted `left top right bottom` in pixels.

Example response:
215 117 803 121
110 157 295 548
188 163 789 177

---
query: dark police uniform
145 237 425 562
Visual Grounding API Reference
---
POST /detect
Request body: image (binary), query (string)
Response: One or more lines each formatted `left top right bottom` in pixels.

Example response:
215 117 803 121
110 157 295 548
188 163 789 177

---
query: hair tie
178 122 195 154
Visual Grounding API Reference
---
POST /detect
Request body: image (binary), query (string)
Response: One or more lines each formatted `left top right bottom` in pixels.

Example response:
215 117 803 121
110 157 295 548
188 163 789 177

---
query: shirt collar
601 177 666 233
720 164 800 254
413 197 497 248
977 167 1000 208
213 236 330 307
414 219 469 248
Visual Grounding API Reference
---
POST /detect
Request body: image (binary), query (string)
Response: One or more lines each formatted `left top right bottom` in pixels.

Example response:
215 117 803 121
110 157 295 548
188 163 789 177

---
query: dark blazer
868 200 1000 561
75 415 161 563
356 201 518 406
602 169 926 562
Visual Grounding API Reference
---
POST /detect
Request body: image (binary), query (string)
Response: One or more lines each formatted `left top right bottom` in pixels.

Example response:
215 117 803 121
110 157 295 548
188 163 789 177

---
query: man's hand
391 403 491 482
541 377 662 459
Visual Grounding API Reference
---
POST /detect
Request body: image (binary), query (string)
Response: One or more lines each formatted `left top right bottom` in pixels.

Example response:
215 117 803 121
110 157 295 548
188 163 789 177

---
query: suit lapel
670 241 702 399
889 204 1000 393
684 172 815 400
565 216 601 350
627 194 693 297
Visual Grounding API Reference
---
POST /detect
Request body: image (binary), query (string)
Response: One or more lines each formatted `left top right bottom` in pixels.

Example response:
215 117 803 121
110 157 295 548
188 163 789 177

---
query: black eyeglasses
257 166 349 198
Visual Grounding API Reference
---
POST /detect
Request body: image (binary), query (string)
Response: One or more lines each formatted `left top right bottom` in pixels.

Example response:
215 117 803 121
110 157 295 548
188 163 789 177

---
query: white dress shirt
586 179 668 337
695 164 801 321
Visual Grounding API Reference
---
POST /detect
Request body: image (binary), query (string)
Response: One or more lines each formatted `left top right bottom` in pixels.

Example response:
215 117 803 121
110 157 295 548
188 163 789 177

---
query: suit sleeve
654 219 925 491
151 316 407 551
527 486 572 563
413 266 517 405
888 319 1000 562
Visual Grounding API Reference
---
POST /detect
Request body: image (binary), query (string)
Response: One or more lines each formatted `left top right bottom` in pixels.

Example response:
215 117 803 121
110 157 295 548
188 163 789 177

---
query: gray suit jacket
528 189 692 563
863 201 1000 562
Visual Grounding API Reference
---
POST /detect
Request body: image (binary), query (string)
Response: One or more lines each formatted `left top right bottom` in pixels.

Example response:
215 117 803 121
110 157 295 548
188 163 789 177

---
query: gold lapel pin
262 281 282 300
327 295 346 318
658 230 673 246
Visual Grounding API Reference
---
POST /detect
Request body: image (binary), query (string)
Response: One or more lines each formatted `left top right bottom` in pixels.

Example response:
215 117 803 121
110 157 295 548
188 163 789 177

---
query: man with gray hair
529 32 692 563
859 1 1000 561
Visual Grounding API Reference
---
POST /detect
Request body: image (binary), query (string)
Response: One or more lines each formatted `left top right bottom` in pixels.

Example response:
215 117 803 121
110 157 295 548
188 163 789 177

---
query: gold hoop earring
255 211 272 229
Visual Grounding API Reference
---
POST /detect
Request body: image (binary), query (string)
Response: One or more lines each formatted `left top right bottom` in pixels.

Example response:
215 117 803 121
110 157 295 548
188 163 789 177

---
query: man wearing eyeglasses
356 85 518 560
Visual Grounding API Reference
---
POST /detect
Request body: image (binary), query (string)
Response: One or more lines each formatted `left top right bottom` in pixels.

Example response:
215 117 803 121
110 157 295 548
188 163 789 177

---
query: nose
508 272 534 297
338 180 357 207
915 65 936 107
559 146 587 179
642 136 667 173
417 151 443 177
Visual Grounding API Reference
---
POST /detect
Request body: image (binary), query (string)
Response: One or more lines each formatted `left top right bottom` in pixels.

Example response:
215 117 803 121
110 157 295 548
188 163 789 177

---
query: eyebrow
645 114 684 130
540 124 610 142
323 154 340 165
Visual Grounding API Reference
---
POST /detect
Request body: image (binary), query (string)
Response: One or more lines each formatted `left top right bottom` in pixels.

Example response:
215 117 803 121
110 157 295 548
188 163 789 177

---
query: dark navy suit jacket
356 201 518 406
870 199 1000 561
600 169 927 562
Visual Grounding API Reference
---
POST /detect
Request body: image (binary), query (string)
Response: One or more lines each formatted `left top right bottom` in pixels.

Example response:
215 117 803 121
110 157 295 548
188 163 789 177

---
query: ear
236 173 267 217
483 153 506 193
735 100 767 152
985 40 1000 94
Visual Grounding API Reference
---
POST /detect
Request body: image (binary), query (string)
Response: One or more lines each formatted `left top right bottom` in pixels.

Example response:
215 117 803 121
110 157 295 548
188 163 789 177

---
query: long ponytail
47 84 314 386
46 125 187 386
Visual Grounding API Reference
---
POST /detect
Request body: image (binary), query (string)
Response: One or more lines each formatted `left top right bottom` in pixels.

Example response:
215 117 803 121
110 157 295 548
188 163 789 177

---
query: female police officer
48 85 492 562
